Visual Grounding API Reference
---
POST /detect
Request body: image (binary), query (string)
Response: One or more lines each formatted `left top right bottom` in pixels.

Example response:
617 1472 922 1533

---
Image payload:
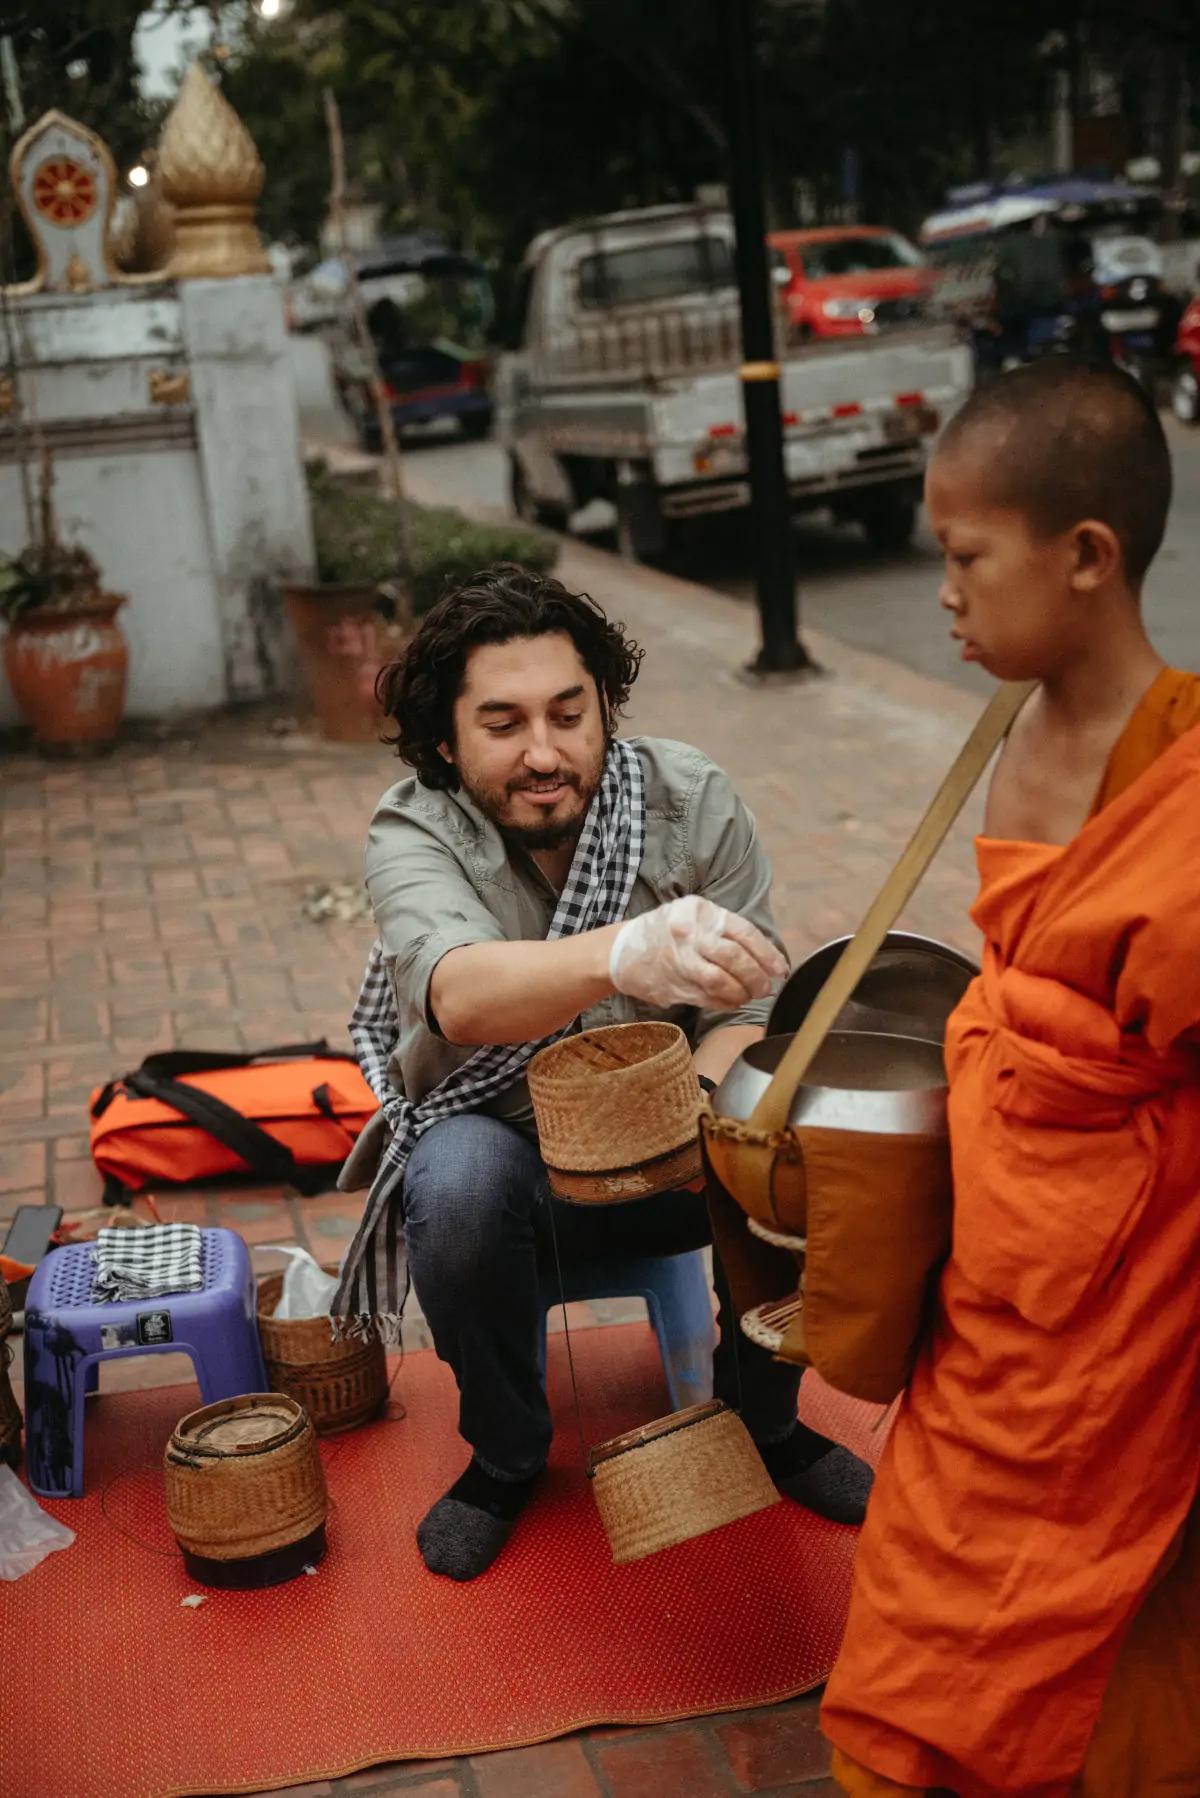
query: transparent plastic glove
609 895 787 1011
0 1465 75 1580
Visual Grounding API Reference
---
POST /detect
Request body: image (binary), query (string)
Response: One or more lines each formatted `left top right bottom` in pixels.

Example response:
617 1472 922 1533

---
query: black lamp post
720 0 813 674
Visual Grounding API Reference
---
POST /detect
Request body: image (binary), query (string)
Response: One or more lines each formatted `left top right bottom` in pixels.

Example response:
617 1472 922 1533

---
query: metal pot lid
768 930 979 1044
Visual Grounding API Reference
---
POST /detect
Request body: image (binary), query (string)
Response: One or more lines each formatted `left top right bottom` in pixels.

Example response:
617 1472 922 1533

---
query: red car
1171 293 1200 424
769 225 933 340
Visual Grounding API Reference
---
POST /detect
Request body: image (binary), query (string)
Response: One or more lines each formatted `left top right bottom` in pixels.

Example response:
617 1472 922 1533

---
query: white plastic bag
0 1464 75 1580
262 1246 339 1320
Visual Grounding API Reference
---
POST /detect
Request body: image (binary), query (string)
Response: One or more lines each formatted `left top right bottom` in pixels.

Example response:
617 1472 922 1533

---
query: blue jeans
403 1113 803 1479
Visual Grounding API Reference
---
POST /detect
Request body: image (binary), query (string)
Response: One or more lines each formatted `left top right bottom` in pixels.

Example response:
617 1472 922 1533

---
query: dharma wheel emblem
9 111 120 291
32 156 99 226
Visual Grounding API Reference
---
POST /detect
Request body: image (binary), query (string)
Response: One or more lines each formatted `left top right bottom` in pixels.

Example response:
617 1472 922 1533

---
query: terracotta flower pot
283 582 408 744
3 594 129 750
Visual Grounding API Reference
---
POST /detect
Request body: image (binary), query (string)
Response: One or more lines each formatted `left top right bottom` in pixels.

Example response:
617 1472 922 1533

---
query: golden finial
109 196 139 269
111 162 177 277
156 63 269 278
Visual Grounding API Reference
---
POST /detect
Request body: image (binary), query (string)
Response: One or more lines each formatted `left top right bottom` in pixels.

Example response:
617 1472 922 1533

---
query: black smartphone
3 1205 63 1267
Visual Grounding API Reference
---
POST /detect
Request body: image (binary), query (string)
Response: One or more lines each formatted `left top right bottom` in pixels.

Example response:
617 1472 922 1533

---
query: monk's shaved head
936 360 1172 586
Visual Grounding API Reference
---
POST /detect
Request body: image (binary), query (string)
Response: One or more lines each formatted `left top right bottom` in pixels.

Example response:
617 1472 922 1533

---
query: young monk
820 359 1200 1798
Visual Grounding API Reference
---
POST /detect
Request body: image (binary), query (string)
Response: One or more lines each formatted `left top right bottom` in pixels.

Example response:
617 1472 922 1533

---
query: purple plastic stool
23 1227 267 1498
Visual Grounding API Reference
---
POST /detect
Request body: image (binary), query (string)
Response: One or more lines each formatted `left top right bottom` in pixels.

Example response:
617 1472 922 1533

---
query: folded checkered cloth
92 1223 205 1304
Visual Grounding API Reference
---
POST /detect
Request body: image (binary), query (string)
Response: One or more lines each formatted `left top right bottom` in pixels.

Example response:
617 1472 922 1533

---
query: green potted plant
286 463 558 744
1 528 129 753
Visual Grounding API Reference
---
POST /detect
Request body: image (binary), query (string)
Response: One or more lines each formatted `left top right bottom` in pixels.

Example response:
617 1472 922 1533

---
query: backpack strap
90 1041 355 1120
136 1040 355 1080
102 1174 135 1209
119 1069 333 1198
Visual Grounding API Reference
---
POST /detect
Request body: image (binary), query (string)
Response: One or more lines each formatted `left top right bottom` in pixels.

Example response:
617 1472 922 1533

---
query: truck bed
525 324 970 505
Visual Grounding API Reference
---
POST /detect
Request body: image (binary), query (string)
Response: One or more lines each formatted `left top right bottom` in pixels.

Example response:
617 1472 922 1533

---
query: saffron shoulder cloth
822 720 1200 1798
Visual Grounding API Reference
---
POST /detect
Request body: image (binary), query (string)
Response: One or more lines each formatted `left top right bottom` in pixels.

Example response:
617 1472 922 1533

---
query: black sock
758 1423 875 1527
447 1459 542 1522
416 1459 543 1582
756 1421 837 1482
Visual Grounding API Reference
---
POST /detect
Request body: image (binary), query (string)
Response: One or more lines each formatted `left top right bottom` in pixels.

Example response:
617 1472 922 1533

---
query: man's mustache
507 771 582 795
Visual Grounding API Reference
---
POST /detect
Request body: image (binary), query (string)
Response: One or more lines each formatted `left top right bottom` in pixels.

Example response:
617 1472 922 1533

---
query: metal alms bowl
712 1028 949 1137
767 931 978 1046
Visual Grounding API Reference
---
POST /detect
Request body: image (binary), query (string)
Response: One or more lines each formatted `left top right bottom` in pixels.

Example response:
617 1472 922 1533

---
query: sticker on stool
136 1311 173 1346
100 1322 138 1350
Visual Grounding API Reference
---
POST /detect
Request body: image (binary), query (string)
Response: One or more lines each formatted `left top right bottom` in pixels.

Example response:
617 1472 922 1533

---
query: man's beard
464 748 605 852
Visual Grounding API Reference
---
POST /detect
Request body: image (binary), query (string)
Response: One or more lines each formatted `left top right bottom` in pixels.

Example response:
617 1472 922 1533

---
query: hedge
307 466 559 616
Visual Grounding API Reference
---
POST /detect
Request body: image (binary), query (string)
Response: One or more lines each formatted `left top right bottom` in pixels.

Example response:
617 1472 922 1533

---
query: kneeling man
335 565 872 1579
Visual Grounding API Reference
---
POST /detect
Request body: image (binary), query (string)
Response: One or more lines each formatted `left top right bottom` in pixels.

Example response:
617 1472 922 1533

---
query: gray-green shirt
342 736 781 1181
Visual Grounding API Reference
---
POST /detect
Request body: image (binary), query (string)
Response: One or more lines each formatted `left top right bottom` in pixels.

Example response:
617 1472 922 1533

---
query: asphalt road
398 416 1200 695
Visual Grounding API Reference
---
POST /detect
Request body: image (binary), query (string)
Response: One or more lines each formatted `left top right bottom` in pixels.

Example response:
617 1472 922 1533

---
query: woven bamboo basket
588 1399 780 1563
0 1341 21 1471
257 1270 387 1434
164 1393 328 1586
529 1022 703 1203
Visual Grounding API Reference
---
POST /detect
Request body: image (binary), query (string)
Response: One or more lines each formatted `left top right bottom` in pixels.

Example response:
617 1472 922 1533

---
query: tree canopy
2 0 176 169
6 0 1198 281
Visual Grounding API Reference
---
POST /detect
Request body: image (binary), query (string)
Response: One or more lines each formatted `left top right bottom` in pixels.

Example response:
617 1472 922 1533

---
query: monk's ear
1070 520 1123 592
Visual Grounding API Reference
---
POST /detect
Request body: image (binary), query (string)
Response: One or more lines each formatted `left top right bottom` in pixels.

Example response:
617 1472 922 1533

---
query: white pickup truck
496 203 973 561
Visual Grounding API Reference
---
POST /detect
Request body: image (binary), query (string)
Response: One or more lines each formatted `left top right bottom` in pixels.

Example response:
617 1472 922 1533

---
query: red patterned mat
1 1326 877 1798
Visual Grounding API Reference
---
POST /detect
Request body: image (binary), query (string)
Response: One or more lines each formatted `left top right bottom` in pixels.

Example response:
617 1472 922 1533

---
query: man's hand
609 895 787 1011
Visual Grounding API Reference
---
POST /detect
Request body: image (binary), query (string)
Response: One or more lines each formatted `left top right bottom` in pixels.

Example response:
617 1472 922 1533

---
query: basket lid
588 1398 727 1471
173 1393 306 1456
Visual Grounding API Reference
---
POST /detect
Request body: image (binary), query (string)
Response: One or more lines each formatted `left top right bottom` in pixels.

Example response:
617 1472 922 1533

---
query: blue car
315 232 496 443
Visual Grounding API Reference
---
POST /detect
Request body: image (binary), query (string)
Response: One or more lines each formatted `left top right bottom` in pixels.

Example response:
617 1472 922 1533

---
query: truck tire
614 475 671 565
859 489 918 553
510 455 566 529
461 407 493 442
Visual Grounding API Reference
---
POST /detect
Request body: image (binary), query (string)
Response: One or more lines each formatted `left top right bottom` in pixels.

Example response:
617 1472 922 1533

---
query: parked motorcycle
921 182 1182 390
1079 233 1176 389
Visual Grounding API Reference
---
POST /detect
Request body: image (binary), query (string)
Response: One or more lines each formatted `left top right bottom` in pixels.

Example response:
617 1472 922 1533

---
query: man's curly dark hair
377 564 644 790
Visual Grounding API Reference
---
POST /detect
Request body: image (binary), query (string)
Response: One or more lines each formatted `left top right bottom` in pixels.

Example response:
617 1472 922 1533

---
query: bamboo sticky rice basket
588 1399 780 1563
164 1393 328 1587
257 1269 387 1434
529 1022 703 1202
0 1273 19 1470
0 1346 20 1471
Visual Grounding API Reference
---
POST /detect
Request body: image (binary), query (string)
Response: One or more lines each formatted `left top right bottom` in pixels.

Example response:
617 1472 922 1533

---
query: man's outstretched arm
430 899 784 1047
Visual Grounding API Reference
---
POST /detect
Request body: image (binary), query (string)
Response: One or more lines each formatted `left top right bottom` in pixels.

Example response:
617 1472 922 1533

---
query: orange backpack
89 1042 379 1205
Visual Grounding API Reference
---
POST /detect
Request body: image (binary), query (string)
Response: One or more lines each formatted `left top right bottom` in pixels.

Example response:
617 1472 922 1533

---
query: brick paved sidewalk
267 1700 842 1797
0 536 987 1798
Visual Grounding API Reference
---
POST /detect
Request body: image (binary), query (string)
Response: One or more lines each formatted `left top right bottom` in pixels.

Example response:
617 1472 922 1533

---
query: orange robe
822 670 1200 1798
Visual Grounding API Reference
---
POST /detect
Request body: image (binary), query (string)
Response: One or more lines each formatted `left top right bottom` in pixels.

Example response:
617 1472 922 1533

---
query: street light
719 0 813 676
128 165 149 188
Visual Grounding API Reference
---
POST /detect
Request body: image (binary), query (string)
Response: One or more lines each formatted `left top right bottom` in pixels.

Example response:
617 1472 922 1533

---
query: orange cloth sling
822 670 1200 1798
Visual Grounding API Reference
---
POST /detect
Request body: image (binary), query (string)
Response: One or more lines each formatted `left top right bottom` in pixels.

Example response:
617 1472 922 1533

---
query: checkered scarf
331 739 646 1343
92 1223 204 1304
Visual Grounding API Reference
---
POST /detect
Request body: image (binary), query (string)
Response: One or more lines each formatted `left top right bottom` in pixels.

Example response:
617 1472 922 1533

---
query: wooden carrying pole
323 88 412 582
748 679 1037 1135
